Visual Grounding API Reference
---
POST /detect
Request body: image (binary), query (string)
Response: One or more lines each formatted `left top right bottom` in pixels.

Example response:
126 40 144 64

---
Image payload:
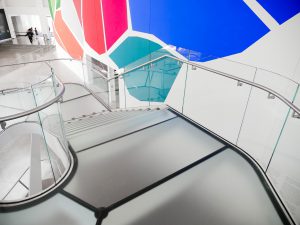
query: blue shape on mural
129 0 270 61
123 57 181 102
176 47 216 61
257 0 300 24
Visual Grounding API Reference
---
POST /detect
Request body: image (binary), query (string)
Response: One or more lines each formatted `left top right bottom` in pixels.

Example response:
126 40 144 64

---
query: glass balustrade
0 67 74 207
118 54 300 223
1 55 299 222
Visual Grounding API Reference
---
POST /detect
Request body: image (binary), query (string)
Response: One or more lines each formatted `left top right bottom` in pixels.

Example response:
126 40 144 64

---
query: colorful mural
50 0 300 65
54 10 83 60
49 0 300 101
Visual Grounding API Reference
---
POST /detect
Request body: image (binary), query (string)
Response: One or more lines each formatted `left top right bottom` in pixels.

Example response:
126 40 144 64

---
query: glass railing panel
200 56 256 82
31 78 69 182
15 112 57 195
31 77 56 107
0 86 35 119
47 59 85 84
118 75 127 109
0 112 56 202
0 61 51 85
165 62 188 113
84 60 109 106
61 83 90 102
148 64 165 104
123 54 152 72
0 121 32 201
0 63 27 75
149 57 182 108
149 48 172 60
123 48 173 72
0 72 71 205
236 69 298 170
32 87 58 187
107 78 120 109
182 64 254 144
266 87 300 223
122 65 151 109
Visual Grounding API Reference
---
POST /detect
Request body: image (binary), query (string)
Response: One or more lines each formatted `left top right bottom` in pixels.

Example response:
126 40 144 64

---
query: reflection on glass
0 73 71 204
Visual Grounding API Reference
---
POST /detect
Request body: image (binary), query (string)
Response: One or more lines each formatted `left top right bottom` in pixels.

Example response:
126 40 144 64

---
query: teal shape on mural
109 37 163 68
123 56 182 102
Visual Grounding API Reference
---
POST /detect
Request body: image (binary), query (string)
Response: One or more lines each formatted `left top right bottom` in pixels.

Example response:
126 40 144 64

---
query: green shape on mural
56 0 61 9
48 0 56 18
110 37 162 68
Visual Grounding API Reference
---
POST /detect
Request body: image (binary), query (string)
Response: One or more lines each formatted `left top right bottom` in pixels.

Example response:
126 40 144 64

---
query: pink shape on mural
83 0 106 54
102 0 128 50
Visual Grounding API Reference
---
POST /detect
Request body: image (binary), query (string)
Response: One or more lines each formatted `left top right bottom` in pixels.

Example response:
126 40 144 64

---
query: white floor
1 36 55 46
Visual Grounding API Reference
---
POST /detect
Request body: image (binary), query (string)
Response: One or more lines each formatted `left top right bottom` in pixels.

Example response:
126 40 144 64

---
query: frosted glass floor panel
64 117 224 207
103 149 284 225
61 95 107 121
0 194 96 225
69 109 176 152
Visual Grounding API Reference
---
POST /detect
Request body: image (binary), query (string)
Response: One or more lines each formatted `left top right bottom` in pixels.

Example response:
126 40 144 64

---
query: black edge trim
75 115 178 153
167 106 296 225
63 82 111 112
95 207 109 225
105 145 228 212
62 93 92 104
0 142 78 212
60 189 98 212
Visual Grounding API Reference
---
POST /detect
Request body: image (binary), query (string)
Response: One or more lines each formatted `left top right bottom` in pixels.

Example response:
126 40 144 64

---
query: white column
36 0 50 38
5 15 16 38
39 14 50 38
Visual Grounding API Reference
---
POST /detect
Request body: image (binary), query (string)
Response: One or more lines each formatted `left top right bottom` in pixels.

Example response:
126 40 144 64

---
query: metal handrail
0 58 120 81
0 73 53 94
0 58 75 68
0 77 65 123
1 56 299 116
118 55 300 117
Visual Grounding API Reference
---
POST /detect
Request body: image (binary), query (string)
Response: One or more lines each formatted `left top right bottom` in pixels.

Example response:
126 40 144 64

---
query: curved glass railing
0 66 74 207
117 55 300 224
1 56 299 221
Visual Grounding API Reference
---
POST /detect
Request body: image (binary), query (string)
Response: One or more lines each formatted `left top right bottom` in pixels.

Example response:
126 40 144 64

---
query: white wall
12 15 41 33
167 13 300 149
266 91 300 224
226 13 300 84
166 13 300 223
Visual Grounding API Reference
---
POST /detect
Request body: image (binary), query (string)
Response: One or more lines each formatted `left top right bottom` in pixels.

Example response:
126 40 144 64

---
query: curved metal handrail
118 55 300 117
0 58 119 81
0 77 65 123
0 58 75 68
0 73 53 94
1 56 299 116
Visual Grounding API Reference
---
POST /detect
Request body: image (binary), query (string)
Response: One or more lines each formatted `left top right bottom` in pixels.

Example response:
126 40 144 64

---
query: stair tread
68 109 175 152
